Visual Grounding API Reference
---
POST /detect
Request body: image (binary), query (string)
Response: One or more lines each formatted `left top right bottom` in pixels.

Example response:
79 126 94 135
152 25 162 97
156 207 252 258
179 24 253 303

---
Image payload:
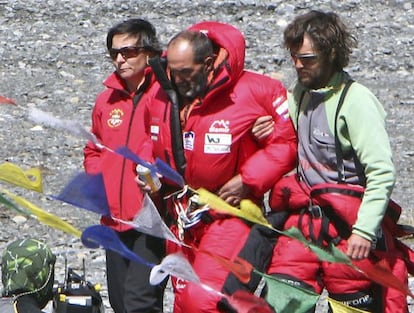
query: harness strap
334 79 354 183
311 186 363 198
300 205 343 246
148 56 186 176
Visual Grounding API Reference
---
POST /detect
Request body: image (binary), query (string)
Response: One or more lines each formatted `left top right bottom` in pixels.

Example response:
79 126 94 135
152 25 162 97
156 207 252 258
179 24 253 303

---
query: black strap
148 56 186 176
295 91 306 174
311 186 363 199
334 79 354 183
132 75 151 107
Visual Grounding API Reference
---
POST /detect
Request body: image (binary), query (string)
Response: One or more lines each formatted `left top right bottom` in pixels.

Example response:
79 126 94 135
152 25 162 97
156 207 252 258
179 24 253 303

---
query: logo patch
107 109 124 128
209 120 230 133
183 131 195 150
275 99 289 120
204 133 231 154
175 278 187 290
150 125 160 141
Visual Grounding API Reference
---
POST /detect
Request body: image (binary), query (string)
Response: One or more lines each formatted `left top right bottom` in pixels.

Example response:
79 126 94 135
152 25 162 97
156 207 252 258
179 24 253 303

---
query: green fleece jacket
288 71 396 241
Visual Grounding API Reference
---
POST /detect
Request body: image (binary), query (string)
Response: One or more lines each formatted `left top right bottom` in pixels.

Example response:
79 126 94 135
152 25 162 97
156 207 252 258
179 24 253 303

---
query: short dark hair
106 18 162 55
168 30 214 64
284 10 357 71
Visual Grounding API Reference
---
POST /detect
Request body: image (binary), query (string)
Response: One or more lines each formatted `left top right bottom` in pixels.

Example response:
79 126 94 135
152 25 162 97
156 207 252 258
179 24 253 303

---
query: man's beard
180 73 208 100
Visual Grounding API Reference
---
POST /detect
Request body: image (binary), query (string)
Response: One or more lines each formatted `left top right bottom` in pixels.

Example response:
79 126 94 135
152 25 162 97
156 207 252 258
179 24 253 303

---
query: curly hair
283 10 358 71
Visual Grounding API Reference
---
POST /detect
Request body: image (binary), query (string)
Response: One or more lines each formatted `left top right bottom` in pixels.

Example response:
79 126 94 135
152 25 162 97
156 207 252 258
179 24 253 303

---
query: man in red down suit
137 21 297 312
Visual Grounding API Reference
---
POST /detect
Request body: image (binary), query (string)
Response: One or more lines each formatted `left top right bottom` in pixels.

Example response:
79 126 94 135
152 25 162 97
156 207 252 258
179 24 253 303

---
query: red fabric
83 70 155 231
269 174 310 211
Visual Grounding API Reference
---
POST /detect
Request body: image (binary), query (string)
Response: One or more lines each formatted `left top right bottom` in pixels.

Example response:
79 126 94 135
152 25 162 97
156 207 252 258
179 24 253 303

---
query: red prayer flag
0 95 16 105
354 258 414 298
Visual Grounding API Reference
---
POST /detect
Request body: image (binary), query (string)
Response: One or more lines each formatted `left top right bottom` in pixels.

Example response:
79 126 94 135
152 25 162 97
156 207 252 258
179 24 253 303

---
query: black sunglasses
109 46 146 60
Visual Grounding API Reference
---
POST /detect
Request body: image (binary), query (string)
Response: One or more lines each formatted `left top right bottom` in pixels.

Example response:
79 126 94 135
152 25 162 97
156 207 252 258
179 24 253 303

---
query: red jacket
144 21 296 197
83 70 154 231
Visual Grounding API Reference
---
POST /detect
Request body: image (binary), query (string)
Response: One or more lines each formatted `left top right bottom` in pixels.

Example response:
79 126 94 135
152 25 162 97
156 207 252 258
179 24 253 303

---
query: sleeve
83 98 103 174
341 84 396 240
240 80 297 197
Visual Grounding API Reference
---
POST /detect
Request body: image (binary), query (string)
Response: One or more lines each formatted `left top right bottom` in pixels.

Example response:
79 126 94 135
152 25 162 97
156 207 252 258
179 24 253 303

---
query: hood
188 21 245 86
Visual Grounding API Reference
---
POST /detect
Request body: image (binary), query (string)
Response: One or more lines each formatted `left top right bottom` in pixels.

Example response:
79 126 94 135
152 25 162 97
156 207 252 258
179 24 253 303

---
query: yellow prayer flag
328 298 371 313
0 162 43 192
1 189 81 238
196 188 272 228
239 199 273 228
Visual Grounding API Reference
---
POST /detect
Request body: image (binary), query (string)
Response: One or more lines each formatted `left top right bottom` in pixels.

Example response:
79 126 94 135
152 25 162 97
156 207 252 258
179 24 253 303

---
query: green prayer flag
281 227 351 265
0 192 30 216
263 272 320 313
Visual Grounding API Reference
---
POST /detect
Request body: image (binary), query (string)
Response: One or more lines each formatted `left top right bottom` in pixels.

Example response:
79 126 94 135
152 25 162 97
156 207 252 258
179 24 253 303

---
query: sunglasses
290 53 319 65
109 46 146 60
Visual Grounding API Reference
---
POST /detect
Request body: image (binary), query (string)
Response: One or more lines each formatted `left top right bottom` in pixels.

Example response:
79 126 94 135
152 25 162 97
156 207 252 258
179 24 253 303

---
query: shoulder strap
148 57 186 176
334 79 354 183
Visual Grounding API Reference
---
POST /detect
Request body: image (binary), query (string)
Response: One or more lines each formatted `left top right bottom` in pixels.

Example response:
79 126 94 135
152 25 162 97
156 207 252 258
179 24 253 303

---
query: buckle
309 205 323 218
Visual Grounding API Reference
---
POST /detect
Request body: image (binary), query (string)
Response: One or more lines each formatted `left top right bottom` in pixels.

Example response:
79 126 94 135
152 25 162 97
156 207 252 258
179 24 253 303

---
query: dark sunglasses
109 46 146 60
290 52 319 65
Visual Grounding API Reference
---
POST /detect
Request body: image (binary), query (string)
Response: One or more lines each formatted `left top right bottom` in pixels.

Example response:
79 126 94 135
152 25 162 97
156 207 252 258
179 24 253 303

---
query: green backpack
1 238 56 308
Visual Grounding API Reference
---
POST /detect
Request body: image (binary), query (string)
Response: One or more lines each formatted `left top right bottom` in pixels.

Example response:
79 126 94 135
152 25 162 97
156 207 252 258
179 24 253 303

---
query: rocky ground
0 0 413 312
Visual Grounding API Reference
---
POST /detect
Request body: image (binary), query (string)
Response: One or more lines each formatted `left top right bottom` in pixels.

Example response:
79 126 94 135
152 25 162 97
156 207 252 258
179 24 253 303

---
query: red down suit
84 70 154 231
142 21 297 312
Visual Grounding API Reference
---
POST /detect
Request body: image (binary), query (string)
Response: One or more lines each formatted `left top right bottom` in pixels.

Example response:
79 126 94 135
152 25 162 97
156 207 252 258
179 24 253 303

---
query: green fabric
263 272 320 313
1 238 55 307
282 227 351 265
288 71 395 240
0 193 29 216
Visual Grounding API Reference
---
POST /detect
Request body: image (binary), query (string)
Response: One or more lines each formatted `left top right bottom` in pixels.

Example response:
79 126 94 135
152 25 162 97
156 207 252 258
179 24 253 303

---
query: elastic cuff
351 227 375 242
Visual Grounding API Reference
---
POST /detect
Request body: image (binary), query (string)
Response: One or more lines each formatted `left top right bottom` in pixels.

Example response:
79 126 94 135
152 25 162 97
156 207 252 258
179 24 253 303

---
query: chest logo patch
209 120 230 133
204 133 232 154
107 109 124 128
183 131 195 151
150 125 160 141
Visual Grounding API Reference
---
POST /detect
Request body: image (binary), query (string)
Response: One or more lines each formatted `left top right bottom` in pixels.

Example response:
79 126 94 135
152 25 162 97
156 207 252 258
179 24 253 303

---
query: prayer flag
328 297 371 313
81 225 154 267
1 189 81 237
197 248 253 284
0 162 43 192
0 95 16 105
281 227 351 265
119 193 182 246
150 252 199 285
0 191 30 216
354 258 414 298
27 107 99 146
224 290 275 313
115 146 154 170
155 158 185 187
196 188 272 228
263 272 320 313
53 172 110 216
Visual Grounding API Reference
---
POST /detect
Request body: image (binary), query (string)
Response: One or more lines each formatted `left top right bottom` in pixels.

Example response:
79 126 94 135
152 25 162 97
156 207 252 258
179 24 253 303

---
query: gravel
0 1 413 312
